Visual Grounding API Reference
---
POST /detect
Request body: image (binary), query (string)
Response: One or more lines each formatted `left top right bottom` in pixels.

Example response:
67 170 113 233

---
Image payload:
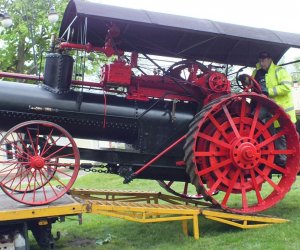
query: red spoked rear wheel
0 120 80 205
184 93 300 213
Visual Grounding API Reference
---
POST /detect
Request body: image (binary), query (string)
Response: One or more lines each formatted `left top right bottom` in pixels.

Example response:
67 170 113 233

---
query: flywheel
184 93 300 213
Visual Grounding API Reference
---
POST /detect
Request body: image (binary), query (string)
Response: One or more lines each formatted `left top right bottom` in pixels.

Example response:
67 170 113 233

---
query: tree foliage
0 0 68 74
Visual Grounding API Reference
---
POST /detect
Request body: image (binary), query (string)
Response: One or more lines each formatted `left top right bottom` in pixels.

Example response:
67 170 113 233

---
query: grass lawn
29 172 300 250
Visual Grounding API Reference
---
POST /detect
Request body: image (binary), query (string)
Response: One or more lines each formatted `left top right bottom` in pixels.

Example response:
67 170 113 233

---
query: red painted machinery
0 0 300 214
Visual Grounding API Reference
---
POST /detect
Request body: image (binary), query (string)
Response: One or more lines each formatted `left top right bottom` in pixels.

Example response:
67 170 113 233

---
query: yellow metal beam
0 203 84 221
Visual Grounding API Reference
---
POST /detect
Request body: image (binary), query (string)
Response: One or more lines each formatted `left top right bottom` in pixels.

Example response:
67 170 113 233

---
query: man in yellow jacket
253 51 296 166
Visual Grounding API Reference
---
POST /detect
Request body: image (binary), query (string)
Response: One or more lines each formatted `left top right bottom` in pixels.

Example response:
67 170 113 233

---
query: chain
81 164 109 174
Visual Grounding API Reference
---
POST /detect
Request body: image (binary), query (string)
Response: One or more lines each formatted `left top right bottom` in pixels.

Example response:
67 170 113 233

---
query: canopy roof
59 0 300 67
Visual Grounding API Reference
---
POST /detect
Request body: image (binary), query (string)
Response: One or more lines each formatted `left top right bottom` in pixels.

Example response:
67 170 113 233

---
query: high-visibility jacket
253 62 296 127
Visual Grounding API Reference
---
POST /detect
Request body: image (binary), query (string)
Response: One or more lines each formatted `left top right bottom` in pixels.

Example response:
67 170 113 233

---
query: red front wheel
0 120 80 205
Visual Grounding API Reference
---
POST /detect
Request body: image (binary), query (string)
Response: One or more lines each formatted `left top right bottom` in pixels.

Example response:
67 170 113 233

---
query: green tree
0 0 68 74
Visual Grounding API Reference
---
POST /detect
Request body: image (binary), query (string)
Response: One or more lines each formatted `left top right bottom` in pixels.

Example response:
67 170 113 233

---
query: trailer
0 188 289 249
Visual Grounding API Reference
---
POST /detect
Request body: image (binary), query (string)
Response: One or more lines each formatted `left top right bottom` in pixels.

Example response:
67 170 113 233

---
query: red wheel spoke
44 142 72 160
250 169 263 203
26 127 37 155
197 158 232 176
254 168 281 192
39 169 59 196
50 174 68 189
253 113 280 140
45 162 74 167
259 159 287 174
249 103 261 138
222 104 240 139
1 164 29 184
46 166 72 178
20 172 35 201
261 149 295 155
197 132 231 149
38 170 48 201
41 128 54 155
221 169 240 206
40 134 64 157
194 151 227 157
240 172 248 209
0 141 31 160
207 113 230 142
239 97 247 135
45 153 75 160
257 130 285 149
207 167 230 195
16 132 32 156
35 125 40 155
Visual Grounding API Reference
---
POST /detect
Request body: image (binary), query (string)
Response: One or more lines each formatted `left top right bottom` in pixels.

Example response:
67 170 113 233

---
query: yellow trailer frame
70 189 288 239
0 189 288 241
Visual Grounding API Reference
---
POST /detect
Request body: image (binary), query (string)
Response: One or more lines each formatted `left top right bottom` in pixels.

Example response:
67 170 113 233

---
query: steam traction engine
0 0 300 215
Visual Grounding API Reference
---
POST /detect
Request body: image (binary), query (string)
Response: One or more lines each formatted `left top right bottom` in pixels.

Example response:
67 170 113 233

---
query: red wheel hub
231 137 260 170
30 156 45 169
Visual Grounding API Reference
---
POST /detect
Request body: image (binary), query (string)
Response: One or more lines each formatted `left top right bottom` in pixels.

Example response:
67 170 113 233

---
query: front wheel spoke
44 143 72 160
39 169 58 196
221 168 240 206
197 158 232 176
254 168 281 192
41 129 54 155
0 144 31 161
45 162 73 167
47 166 72 178
50 174 68 189
40 134 64 157
26 127 37 155
20 172 35 200
2 165 31 186
38 170 48 201
45 153 75 161
16 132 32 156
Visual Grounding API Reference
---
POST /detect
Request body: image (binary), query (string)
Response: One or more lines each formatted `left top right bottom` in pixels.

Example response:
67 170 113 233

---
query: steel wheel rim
0 120 80 205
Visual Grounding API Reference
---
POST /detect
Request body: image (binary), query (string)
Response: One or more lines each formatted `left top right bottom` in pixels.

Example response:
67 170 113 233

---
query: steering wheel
236 72 262 94
166 59 209 82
